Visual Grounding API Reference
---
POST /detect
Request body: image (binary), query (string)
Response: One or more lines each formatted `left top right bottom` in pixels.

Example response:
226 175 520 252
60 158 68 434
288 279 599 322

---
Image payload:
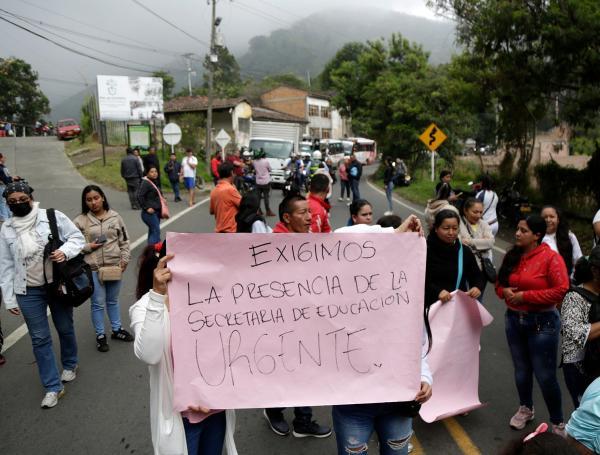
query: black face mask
9 201 33 217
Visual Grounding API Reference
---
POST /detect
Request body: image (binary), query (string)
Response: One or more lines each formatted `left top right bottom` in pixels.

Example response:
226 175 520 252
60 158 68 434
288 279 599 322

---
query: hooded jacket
496 242 569 312
308 194 331 233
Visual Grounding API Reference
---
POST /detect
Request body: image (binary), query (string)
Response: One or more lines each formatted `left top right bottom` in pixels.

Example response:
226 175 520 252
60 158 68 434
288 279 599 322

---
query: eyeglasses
7 197 30 204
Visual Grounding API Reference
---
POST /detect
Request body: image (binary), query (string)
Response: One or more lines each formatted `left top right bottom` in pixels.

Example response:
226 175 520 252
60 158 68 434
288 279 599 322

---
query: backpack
570 286 600 381
44 209 94 307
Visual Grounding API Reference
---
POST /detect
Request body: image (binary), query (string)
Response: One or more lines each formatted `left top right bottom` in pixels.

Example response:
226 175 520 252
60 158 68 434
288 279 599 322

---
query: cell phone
95 234 107 244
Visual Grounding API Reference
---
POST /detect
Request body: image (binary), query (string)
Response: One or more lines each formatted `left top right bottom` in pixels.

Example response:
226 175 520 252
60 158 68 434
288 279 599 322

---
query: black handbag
477 252 497 283
393 400 422 418
43 209 94 307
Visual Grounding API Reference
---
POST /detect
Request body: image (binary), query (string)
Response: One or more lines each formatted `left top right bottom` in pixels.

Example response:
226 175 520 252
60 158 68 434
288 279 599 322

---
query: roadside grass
64 136 100 156
75 142 213 193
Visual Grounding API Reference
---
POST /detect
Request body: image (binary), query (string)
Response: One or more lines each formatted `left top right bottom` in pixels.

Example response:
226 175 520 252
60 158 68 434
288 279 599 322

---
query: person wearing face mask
74 185 133 352
0 181 85 409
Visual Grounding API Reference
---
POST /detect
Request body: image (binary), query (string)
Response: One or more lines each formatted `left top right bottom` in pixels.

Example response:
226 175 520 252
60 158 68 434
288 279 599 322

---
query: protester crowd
0 147 599 455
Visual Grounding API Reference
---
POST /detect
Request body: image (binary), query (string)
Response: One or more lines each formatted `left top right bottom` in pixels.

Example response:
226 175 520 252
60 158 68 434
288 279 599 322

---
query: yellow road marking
443 418 481 454
411 434 425 454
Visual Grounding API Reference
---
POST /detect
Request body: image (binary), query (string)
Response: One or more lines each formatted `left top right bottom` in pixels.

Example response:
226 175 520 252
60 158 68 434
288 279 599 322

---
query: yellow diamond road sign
419 123 447 152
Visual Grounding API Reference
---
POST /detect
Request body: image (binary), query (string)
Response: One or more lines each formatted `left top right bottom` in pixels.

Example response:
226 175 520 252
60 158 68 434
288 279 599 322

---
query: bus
319 139 345 163
342 137 377 164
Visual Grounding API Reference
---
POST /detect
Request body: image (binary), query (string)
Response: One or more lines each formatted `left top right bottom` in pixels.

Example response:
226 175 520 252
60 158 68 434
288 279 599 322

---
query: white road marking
1 197 209 353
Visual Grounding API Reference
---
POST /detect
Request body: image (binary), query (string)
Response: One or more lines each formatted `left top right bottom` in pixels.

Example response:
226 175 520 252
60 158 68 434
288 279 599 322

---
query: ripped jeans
333 403 412 455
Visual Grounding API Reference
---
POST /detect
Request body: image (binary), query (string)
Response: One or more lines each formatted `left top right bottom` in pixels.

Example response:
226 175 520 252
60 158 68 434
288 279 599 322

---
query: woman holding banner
496 214 569 435
424 210 484 308
130 242 237 455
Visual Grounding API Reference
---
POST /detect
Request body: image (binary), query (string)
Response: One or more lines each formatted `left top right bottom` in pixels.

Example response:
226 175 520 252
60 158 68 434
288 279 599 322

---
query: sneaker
61 367 77 383
263 409 290 436
552 423 567 438
96 334 110 352
111 328 134 342
292 420 332 438
509 406 534 430
338 197 343 202
408 442 414 453
41 389 65 408
346 197 351 202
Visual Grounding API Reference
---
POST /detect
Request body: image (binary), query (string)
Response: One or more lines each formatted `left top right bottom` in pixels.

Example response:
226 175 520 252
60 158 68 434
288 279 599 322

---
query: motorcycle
497 181 531 227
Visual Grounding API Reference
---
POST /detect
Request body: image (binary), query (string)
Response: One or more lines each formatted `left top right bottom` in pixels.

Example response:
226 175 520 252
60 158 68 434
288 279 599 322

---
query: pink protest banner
419 291 494 423
166 232 426 411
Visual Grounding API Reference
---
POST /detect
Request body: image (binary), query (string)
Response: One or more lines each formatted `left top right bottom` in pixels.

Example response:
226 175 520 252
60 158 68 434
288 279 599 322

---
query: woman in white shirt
475 175 499 237
542 205 583 277
130 243 236 455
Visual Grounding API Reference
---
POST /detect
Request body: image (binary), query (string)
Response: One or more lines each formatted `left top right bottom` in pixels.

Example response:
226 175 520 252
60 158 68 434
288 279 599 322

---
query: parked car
56 119 81 140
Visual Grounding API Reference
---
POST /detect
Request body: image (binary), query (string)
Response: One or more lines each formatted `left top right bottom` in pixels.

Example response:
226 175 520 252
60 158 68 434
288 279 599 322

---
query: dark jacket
143 153 160 175
425 232 485 307
137 178 161 211
164 160 182 181
383 165 394 185
121 154 143 180
348 160 362 180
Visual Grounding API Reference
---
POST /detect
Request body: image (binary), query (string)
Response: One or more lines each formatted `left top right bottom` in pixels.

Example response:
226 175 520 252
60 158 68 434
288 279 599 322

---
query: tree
327 34 479 162
0 57 49 125
427 0 600 186
202 46 244 98
320 42 368 90
152 70 175 100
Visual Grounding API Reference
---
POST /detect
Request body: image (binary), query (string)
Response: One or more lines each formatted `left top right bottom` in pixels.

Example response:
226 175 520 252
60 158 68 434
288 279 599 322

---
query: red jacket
308 194 331 233
210 157 220 179
273 222 290 233
495 242 569 312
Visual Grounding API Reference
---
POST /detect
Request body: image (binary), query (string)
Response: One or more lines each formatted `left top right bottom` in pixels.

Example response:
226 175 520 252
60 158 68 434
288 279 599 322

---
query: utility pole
205 0 217 167
184 53 194 96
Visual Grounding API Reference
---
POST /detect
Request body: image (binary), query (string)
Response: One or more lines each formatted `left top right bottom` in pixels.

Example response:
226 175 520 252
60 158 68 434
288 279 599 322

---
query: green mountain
238 8 458 80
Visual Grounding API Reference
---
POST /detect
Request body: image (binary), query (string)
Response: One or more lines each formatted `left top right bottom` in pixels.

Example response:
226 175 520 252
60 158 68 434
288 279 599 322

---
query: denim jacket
0 208 85 310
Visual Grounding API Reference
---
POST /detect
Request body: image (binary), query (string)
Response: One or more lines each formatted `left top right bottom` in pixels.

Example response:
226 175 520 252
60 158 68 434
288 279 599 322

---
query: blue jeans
350 179 361 201
91 271 123 336
340 180 351 199
505 309 563 424
169 179 180 200
385 182 394 212
182 412 226 455
17 287 78 393
0 184 11 221
141 210 161 245
333 403 412 455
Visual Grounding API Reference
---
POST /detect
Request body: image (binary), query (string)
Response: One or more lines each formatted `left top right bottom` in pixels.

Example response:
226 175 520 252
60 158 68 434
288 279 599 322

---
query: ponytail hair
573 245 600 285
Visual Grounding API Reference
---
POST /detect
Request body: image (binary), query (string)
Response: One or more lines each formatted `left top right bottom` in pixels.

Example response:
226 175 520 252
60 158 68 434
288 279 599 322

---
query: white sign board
97 75 164 121
163 123 182 146
215 128 231 150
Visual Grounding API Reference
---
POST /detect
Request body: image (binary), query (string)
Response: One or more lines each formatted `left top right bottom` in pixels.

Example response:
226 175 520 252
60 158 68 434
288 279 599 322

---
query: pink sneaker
552 423 566 438
510 406 535 430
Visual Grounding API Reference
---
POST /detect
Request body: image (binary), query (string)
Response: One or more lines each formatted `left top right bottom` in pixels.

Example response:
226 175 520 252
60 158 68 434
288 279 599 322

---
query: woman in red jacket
496 215 569 435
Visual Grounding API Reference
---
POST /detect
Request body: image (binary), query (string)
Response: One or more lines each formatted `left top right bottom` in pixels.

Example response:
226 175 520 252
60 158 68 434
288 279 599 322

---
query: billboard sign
97 75 164 121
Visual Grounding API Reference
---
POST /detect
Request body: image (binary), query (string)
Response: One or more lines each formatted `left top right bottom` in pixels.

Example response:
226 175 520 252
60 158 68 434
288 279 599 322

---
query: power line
129 0 209 47
231 1 295 28
0 15 156 73
39 76 89 86
0 9 163 71
255 0 304 20
19 0 187 57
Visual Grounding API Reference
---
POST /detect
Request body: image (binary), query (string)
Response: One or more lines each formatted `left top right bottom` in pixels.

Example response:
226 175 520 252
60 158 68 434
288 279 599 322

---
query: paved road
0 137 575 454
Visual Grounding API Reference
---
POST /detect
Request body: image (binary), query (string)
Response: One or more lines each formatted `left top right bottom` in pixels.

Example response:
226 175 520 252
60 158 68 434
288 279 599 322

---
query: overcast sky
0 0 444 109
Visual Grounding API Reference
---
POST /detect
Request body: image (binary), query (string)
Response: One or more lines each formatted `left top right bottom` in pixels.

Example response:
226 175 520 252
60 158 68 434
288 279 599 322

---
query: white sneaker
408 442 413 453
346 197 351 202
41 389 65 409
338 197 343 202
61 366 77 383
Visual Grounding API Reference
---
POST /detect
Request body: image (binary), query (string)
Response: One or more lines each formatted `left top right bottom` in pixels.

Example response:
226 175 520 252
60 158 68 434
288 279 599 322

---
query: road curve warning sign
419 123 447 152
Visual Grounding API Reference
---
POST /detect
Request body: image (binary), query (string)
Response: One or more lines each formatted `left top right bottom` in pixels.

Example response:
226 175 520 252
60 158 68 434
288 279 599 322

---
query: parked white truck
249 120 301 187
